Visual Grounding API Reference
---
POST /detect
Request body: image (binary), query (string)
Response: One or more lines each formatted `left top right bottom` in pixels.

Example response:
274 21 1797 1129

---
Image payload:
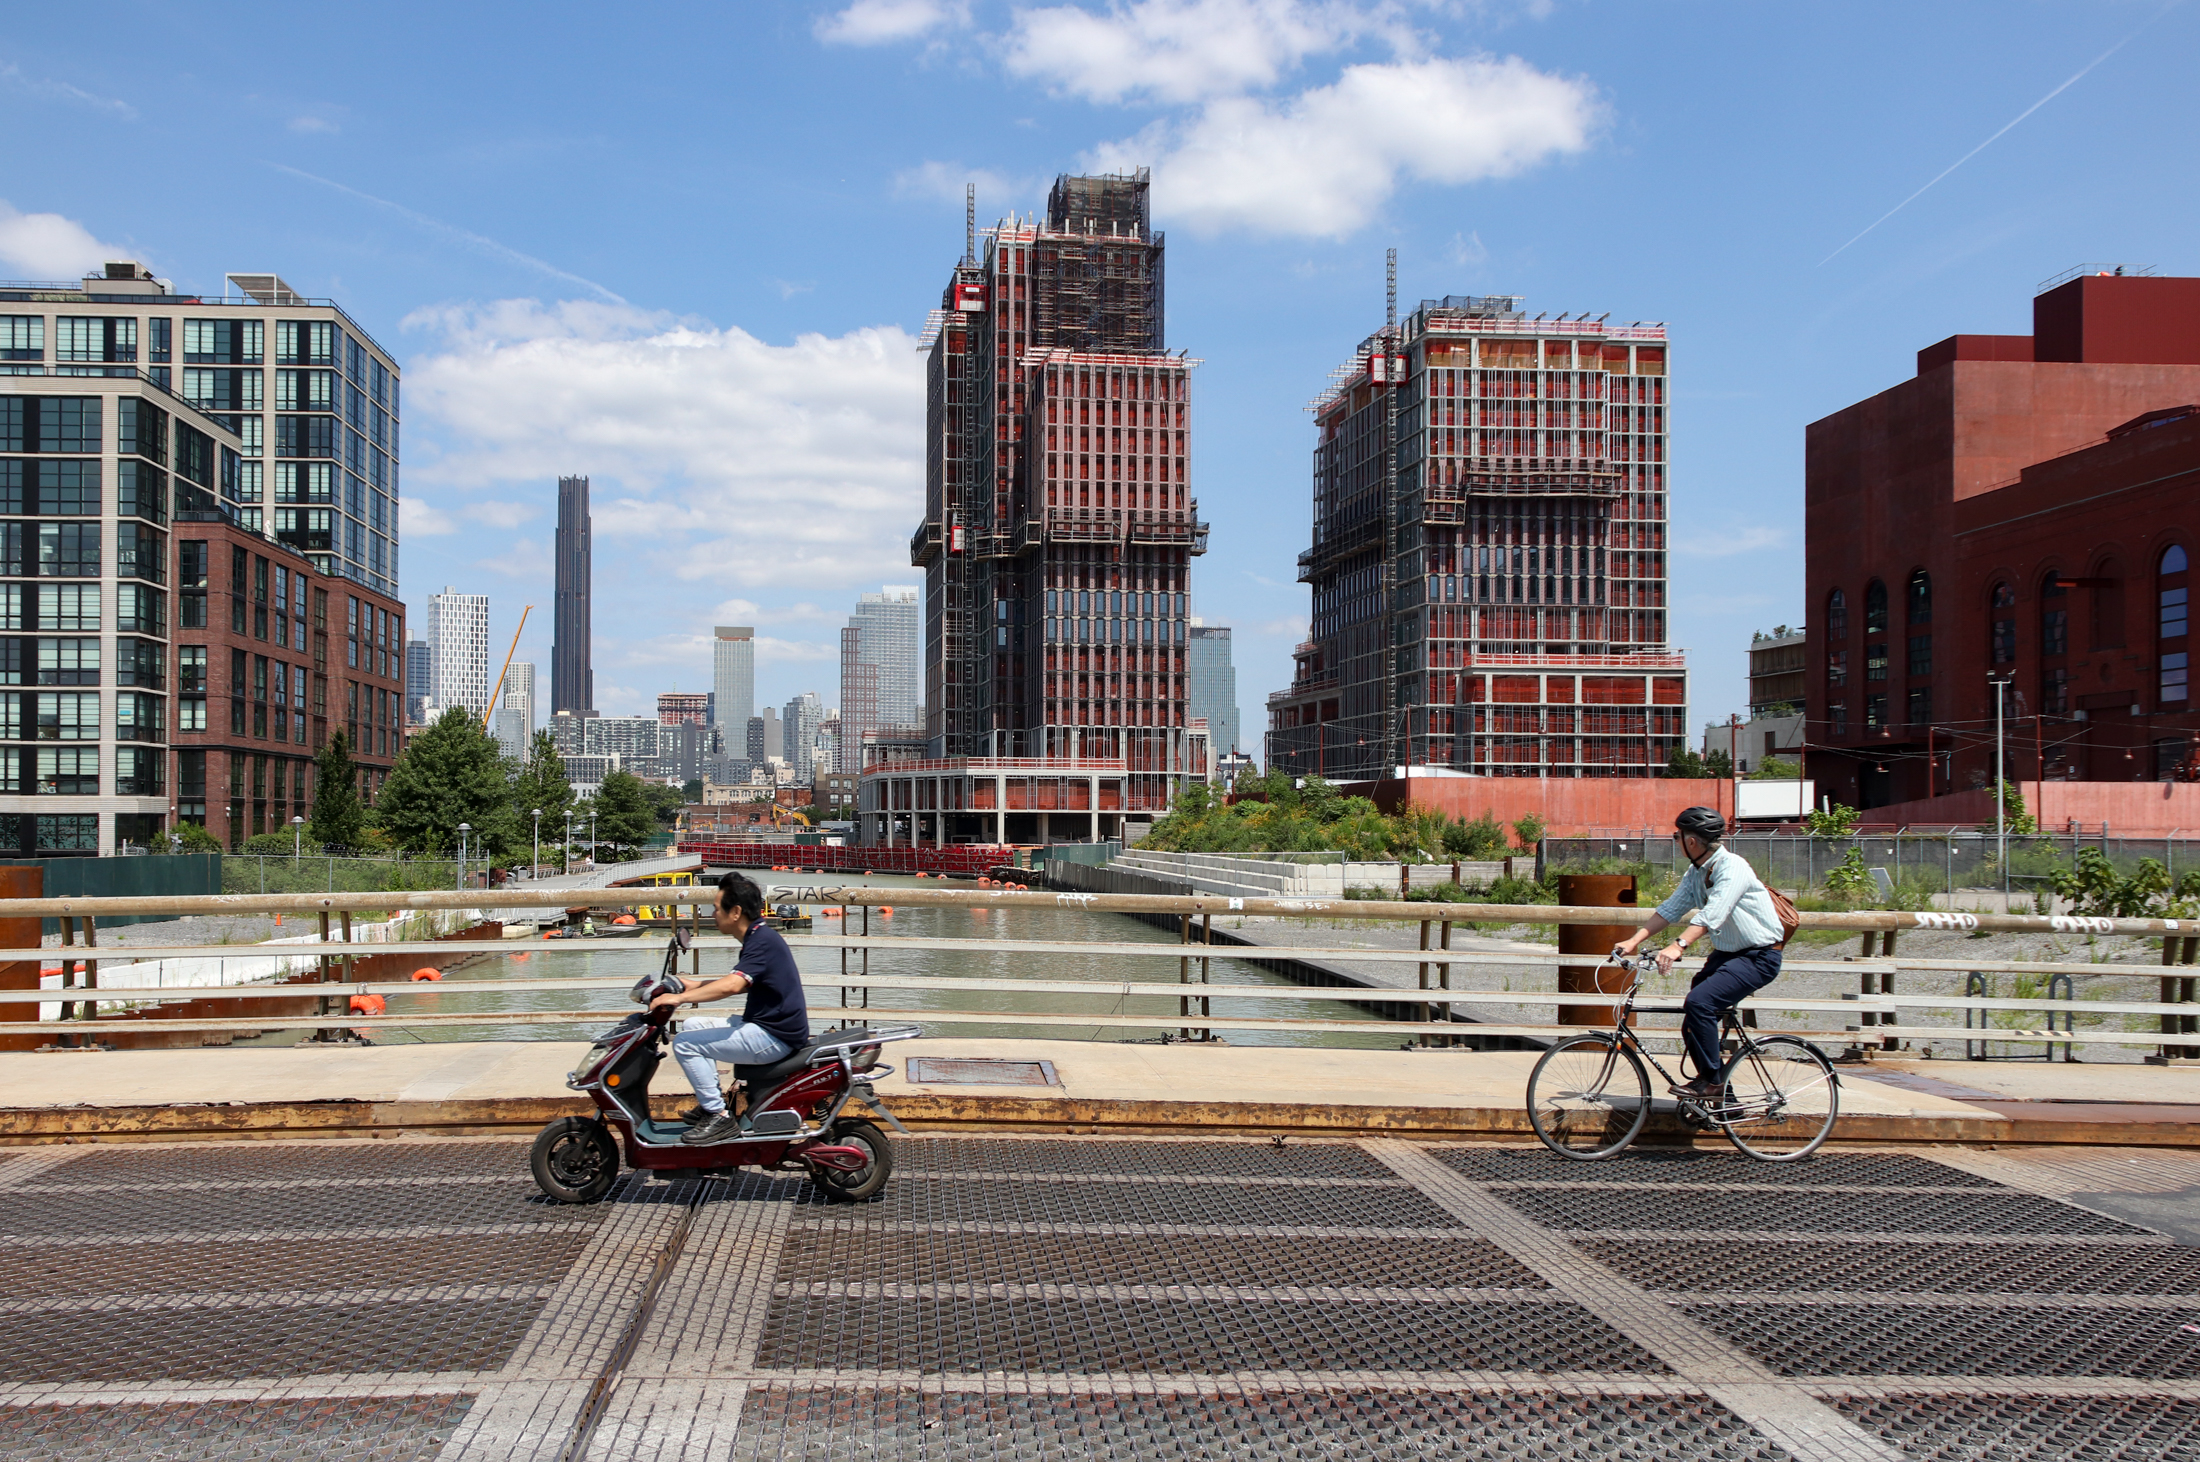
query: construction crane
484 605 533 732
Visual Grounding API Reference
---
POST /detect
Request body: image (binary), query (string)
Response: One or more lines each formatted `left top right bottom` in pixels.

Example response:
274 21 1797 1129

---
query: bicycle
1524 954 1841 1162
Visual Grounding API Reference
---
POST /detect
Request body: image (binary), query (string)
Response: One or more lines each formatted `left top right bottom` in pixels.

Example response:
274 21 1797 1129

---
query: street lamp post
589 813 597 869
457 822 471 892
532 809 541 880
290 815 304 861
1988 673 2013 909
564 812 573 876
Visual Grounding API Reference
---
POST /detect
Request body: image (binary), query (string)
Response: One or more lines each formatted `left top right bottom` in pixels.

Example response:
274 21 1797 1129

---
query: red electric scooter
530 929 919 1204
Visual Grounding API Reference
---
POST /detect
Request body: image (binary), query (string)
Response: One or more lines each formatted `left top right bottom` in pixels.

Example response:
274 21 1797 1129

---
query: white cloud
288 115 339 134
1088 54 1600 237
1004 0 1384 106
400 497 459 536
816 0 969 45
0 62 136 120
893 159 1034 206
403 299 925 598
1446 229 1488 265
462 500 535 529
0 201 137 281
757 636 838 663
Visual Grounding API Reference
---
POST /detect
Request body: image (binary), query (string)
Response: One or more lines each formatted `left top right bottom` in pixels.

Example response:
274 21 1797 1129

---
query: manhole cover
906 1057 1060 1087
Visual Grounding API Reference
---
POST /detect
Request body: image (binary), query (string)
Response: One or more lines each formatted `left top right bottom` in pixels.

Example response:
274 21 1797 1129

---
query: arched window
2163 543 2190 706
1826 587 1847 640
1990 581 2016 665
1864 580 1887 634
1906 569 1932 625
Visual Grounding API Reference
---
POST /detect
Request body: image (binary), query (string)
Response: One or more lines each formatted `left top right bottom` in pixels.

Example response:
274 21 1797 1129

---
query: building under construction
1266 288 1687 781
869 171 1207 845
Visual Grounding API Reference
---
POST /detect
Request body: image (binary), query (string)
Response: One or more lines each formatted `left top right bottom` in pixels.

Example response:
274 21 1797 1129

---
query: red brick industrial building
1807 270 2200 808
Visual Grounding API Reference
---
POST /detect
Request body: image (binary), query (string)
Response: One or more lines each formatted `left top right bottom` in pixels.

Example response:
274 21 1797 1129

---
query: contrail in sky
266 163 627 304
1818 6 2177 266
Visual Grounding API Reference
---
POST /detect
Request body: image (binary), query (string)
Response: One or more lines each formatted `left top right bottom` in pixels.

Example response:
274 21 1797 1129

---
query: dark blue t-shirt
735 921 809 1052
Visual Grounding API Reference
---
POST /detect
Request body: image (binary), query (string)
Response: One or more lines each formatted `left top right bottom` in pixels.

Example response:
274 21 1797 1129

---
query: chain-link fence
1544 830 2200 904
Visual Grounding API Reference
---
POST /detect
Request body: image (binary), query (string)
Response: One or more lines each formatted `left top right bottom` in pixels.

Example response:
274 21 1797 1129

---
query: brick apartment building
174 512 406 847
1808 269 2200 806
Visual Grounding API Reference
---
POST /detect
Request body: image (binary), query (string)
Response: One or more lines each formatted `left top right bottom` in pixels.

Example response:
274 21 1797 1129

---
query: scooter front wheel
531 1116 620 1203
807 1118 892 1203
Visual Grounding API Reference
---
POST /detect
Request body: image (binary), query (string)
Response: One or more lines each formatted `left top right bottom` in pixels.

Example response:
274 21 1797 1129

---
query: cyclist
1612 806 1785 1102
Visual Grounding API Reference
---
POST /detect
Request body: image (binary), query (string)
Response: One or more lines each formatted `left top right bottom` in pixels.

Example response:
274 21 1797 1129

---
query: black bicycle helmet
1674 805 1725 842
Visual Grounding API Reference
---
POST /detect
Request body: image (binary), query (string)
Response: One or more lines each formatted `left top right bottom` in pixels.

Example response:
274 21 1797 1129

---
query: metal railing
0 885 2192 1058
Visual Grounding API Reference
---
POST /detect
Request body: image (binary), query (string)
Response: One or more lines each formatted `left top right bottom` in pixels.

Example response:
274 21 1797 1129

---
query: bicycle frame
1593 957 1804 1126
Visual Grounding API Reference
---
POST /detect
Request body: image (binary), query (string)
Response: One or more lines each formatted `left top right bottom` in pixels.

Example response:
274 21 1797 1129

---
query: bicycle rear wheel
1720 1036 1840 1161
1527 1034 1651 1159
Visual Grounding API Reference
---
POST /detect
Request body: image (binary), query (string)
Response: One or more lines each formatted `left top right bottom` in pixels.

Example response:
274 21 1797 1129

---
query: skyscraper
406 638 433 722
783 692 823 781
553 475 592 714
426 587 491 716
838 586 921 771
1187 623 1241 755
1266 294 1685 780
502 661 536 736
712 626 754 743
902 170 1205 834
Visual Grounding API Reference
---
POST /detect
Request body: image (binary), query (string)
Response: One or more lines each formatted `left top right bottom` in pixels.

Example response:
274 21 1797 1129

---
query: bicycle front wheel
1527 1034 1651 1159
1720 1036 1840 1162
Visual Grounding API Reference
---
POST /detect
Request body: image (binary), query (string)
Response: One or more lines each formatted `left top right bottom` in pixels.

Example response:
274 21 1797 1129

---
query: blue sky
3 0 2196 746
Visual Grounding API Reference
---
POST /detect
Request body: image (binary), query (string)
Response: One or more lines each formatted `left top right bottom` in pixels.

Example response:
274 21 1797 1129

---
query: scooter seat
736 1046 816 1089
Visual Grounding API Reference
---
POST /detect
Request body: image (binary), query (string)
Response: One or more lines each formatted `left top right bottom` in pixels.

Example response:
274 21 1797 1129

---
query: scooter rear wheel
808 1118 892 1203
531 1116 620 1203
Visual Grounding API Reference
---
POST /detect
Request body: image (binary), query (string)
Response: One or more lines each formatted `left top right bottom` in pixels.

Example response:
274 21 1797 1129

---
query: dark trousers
1683 946 1783 1079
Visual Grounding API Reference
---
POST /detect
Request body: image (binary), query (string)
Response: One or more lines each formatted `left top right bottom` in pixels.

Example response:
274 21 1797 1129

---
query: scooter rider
648 871 810 1145
1612 806 1786 1102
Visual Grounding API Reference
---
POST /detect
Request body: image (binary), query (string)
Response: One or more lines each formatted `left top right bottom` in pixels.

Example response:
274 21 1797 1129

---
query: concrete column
995 774 1006 846
1089 775 1100 842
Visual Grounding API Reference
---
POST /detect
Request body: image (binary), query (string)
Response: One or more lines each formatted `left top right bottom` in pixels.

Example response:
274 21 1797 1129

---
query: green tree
591 769 657 857
309 730 367 851
373 707 520 856
1805 802 1861 837
159 821 223 854
1748 755 1803 780
1510 812 1548 851
509 730 575 856
1991 779 2040 834
1665 745 1708 778
641 778 686 827
1440 810 1509 859
681 777 703 803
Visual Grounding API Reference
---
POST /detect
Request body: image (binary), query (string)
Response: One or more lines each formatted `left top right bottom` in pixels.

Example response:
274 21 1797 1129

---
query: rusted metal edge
4 1093 2195 1148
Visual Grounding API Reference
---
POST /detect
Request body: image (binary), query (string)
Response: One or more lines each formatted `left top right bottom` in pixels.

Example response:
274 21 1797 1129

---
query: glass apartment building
0 261 404 853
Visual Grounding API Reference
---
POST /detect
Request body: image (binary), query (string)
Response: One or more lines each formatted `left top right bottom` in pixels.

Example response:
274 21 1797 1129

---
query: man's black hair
717 870 765 920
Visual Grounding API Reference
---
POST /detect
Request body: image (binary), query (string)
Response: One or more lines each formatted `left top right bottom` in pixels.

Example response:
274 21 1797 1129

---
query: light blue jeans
671 1021 793 1114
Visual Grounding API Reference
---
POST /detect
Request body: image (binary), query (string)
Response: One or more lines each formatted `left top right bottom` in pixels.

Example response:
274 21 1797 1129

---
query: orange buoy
512 951 531 962
820 908 841 918
881 906 895 917
349 993 387 1015
411 968 443 982
612 914 637 926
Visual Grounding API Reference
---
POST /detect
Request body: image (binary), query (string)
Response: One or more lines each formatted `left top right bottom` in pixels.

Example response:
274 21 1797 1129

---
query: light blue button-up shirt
1654 845 1784 952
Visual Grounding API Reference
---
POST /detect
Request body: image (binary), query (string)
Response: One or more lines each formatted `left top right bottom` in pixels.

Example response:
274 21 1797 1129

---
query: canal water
349 875 1407 1049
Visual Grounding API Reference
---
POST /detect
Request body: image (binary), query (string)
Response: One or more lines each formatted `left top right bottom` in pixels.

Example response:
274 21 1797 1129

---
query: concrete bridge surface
0 1130 2194 1461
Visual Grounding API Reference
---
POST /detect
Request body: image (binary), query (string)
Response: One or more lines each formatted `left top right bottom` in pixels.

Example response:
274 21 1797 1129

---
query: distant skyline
6 2 2196 731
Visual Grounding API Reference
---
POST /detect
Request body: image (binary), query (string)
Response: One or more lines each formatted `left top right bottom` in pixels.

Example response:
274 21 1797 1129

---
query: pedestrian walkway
5 1039 2198 1147
0 1132 2193 1461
